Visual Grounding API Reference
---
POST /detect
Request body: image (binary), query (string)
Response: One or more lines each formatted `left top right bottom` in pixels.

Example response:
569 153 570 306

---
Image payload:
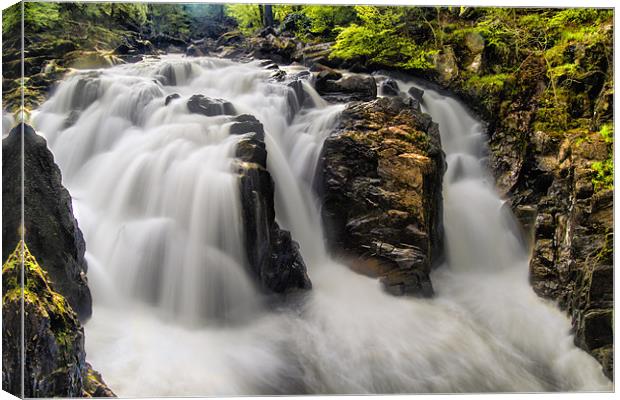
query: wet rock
522 130 614 379
2 243 114 398
114 39 156 61
287 79 306 108
315 74 377 103
187 94 236 117
186 44 207 57
235 116 311 293
381 79 400 96
408 86 425 102
230 114 265 139
2 124 92 321
319 97 445 296
164 93 180 106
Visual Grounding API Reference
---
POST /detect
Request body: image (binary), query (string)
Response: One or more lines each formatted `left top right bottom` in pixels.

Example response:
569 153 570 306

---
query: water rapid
31 55 611 396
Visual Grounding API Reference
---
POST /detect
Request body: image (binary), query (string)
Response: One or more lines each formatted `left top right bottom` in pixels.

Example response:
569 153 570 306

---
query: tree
331 6 436 70
264 5 274 27
3 2 61 35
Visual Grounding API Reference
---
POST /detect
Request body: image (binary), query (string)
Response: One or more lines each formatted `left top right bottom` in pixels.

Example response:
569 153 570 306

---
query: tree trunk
258 5 264 28
264 5 274 27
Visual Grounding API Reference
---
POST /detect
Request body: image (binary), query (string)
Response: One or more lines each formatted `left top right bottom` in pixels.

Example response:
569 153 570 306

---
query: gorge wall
2 125 114 397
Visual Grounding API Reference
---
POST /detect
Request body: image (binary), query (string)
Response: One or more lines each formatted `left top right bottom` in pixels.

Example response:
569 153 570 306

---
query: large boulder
2 242 114 397
433 46 459 85
318 96 445 296
315 73 377 103
2 124 92 321
233 115 312 293
248 32 299 65
295 42 344 68
187 94 236 117
380 79 401 96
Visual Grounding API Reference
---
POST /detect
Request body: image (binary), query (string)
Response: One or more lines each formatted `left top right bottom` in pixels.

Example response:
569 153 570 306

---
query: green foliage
592 158 613 191
466 73 510 91
225 4 262 33
148 4 190 37
332 6 435 70
3 2 61 35
548 8 613 29
599 124 613 144
301 5 357 37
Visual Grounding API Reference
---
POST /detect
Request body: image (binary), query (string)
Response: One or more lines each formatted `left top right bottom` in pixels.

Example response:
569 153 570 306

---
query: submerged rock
2 124 92 321
2 242 114 398
319 96 445 296
234 116 312 293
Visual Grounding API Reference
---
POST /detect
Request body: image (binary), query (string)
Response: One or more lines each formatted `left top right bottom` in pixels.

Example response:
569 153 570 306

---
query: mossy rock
1 242 115 397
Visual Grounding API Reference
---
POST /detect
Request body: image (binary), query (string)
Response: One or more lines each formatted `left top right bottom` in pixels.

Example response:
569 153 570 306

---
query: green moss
2 242 80 349
591 124 614 191
465 73 510 91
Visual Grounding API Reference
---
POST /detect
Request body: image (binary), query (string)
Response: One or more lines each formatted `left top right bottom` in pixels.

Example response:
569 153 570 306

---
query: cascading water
31 55 611 396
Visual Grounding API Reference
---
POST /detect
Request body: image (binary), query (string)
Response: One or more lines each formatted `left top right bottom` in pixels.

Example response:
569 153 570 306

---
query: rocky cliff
319 96 445 297
2 124 113 397
2 242 114 397
423 25 614 379
3 123 92 321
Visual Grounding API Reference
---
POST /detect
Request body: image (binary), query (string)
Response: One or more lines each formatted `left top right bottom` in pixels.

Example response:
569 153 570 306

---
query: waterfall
31 55 610 396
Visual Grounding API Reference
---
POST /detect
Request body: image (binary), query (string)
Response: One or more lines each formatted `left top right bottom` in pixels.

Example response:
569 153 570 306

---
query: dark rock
293 70 312 80
150 34 188 51
2 124 92 321
286 80 306 117
408 86 425 102
381 79 400 96
248 34 298 64
187 94 236 117
2 243 114 398
235 116 311 293
216 31 245 47
297 42 343 68
318 97 445 296
315 74 377 103
165 93 180 106
186 44 207 57
230 114 265 139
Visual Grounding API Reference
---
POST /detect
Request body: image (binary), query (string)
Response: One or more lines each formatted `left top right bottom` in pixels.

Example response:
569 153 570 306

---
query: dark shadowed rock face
2 242 114 398
234 116 312 293
318 96 445 297
2 124 92 321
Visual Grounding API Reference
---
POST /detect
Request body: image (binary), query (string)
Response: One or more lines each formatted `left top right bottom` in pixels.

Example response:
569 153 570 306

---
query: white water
31 55 611 396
